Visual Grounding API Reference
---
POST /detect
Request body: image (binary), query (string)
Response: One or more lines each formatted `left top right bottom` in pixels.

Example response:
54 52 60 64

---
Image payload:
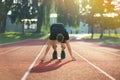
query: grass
0 32 49 44
1 32 120 45
84 34 120 45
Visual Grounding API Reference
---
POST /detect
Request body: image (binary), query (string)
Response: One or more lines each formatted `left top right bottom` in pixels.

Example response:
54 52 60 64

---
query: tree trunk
36 4 44 33
22 23 24 34
0 17 6 33
90 26 94 39
99 27 104 39
0 21 2 33
114 29 118 35
108 29 111 36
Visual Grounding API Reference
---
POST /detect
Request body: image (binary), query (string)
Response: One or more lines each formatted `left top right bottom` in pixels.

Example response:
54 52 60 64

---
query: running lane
0 39 46 80
72 40 120 80
26 40 119 80
0 39 120 80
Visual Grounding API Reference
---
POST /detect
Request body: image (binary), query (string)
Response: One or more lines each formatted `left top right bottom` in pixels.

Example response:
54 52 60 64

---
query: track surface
0 37 120 80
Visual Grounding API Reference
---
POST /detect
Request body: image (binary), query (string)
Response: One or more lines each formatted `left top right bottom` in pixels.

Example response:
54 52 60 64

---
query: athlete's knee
52 45 57 50
61 45 66 50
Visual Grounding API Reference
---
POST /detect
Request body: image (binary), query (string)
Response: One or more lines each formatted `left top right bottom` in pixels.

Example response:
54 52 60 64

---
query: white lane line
21 44 46 80
0 39 29 46
73 50 116 80
0 47 21 55
106 52 120 57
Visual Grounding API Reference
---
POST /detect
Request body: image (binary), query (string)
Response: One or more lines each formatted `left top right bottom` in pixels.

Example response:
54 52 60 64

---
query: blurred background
0 0 120 44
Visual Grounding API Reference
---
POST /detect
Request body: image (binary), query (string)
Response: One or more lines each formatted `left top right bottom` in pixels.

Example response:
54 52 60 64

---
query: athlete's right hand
41 57 45 61
71 56 76 61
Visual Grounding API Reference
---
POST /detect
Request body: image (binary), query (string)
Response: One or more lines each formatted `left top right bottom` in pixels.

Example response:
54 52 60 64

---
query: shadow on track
30 59 75 73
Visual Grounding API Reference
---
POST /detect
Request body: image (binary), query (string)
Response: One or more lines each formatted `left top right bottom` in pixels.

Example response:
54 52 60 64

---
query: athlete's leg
61 43 66 59
52 40 58 59
52 40 57 51
61 43 66 50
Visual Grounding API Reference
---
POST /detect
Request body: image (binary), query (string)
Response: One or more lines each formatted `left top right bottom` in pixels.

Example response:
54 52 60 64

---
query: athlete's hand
71 56 76 61
41 57 45 61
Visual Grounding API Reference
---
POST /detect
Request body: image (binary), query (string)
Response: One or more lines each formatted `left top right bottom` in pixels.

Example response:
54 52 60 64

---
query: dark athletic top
49 23 69 43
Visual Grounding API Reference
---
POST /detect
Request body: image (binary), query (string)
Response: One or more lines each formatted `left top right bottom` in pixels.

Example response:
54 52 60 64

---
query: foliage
0 2 6 21
79 0 120 39
0 0 14 33
55 0 80 26
10 0 38 23
0 0 120 36
0 32 48 44
84 34 120 45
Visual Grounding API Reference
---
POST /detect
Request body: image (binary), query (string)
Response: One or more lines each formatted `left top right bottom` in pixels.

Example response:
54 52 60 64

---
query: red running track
0 39 120 80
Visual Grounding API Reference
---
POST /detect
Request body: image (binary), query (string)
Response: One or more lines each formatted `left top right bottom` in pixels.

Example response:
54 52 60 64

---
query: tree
0 0 13 33
89 0 105 39
36 0 45 33
36 0 52 33
55 0 80 27
0 2 6 33
10 0 38 33
9 0 52 33
10 0 38 22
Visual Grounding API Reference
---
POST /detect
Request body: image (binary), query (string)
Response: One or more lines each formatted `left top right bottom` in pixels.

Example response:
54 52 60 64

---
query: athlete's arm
66 40 75 60
41 40 52 61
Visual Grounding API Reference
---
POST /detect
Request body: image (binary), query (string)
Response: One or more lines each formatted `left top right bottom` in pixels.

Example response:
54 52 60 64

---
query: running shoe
61 50 65 59
52 50 57 59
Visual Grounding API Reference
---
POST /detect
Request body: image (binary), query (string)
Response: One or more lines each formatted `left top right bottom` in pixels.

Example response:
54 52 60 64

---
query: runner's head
56 33 64 42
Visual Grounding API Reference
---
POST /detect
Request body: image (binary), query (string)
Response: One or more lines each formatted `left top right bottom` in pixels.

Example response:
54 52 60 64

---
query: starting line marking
73 50 116 80
21 44 46 80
